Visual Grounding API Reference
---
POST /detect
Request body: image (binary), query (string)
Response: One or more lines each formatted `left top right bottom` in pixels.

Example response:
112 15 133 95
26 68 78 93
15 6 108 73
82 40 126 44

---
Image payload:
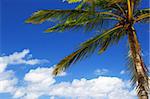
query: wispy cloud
148 66 150 71
120 70 126 75
94 68 109 75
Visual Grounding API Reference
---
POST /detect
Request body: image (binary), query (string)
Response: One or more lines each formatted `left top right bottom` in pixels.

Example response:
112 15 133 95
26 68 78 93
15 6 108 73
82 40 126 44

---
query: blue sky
0 0 149 99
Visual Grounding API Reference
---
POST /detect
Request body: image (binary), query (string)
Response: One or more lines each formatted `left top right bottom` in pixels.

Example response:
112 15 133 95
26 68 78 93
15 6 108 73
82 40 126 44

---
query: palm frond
135 14 150 23
115 4 126 17
26 9 123 33
53 25 124 75
81 25 126 54
134 8 150 16
25 10 87 24
134 8 150 23
96 0 126 7
45 13 117 32
67 0 128 18
66 0 81 3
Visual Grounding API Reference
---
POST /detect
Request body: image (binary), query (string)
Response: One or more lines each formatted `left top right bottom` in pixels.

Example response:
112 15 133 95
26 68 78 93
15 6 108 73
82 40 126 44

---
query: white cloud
49 77 136 99
14 67 66 99
148 66 150 72
1 49 149 99
0 49 47 73
13 87 26 98
11 67 136 99
0 49 48 98
0 70 17 93
0 63 7 73
120 70 126 75
24 67 56 85
94 68 109 75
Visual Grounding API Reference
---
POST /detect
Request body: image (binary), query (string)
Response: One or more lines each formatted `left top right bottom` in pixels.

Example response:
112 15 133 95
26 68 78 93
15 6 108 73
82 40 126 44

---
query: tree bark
128 27 149 99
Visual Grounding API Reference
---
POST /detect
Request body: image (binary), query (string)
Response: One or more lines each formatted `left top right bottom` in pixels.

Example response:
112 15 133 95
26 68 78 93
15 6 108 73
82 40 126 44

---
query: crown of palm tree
26 0 150 98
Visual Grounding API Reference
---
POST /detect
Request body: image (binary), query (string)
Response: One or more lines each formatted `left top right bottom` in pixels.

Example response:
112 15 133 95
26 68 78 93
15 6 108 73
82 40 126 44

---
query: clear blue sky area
0 0 149 99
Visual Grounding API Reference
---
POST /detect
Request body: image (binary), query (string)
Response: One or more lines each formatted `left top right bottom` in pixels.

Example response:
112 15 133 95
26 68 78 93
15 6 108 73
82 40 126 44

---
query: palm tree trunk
128 27 149 99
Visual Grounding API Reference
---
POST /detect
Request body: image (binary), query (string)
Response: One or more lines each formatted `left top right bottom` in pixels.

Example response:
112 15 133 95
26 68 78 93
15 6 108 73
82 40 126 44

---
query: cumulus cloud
0 63 7 73
0 49 143 99
0 49 48 73
0 70 17 93
10 67 136 99
0 49 48 98
24 67 56 86
13 67 66 99
50 77 136 99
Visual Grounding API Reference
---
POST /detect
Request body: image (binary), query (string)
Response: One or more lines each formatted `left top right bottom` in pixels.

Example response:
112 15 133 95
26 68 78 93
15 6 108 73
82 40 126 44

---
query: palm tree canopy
26 0 150 96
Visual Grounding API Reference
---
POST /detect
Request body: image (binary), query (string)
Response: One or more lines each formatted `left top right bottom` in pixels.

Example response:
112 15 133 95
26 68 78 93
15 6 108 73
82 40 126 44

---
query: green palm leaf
45 14 109 32
26 9 122 32
66 0 81 3
53 25 124 75
26 10 87 24
134 8 150 23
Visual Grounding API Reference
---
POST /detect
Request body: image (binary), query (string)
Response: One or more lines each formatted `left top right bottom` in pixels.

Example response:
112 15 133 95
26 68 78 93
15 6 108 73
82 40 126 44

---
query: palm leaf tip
44 28 55 33
25 18 33 24
52 67 61 76
25 11 39 24
25 10 52 24
66 0 81 3
52 61 69 76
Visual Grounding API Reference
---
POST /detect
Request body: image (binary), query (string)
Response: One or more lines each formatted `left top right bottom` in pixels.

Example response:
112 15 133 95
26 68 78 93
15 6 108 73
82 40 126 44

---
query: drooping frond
53 25 125 75
81 25 126 54
134 8 150 23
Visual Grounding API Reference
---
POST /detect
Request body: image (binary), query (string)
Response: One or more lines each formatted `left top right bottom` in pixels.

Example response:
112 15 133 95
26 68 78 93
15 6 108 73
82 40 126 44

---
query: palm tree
26 0 150 98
